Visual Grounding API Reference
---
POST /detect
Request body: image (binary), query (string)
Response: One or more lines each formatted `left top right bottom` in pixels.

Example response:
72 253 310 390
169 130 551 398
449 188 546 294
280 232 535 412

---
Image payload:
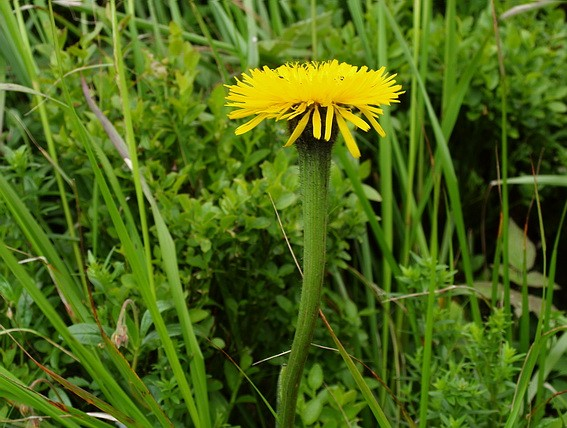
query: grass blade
0 240 154 426
319 310 392 427
81 76 210 427
382 2 481 324
0 175 90 323
0 366 111 428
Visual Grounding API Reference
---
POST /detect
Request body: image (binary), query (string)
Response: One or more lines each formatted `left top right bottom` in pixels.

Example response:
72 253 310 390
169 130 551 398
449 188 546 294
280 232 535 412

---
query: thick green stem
277 137 333 427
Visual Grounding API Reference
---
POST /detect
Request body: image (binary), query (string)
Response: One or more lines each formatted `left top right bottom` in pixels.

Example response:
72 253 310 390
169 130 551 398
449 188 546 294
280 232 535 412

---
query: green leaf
302 397 323 425
246 216 271 229
67 323 107 346
15 291 33 327
275 295 293 313
211 337 225 349
275 192 298 210
244 149 271 171
362 184 382 202
358 159 371 180
535 418 564 428
507 219 536 271
504 268 560 289
142 324 182 348
307 363 323 390
0 83 68 108
223 360 240 393
548 101 567 113
0 273 17 303
140 300 174 338
189 308 210 323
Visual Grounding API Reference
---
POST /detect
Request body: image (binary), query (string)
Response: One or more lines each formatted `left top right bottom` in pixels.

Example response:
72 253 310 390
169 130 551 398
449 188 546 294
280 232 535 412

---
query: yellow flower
225 60 403 158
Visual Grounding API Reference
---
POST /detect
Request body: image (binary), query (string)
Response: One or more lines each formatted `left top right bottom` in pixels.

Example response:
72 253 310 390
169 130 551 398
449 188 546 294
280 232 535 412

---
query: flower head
225 60 403 158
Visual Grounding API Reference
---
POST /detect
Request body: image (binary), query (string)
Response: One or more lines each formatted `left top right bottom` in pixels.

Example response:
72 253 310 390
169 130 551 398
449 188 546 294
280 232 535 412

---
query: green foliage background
1 1 567 427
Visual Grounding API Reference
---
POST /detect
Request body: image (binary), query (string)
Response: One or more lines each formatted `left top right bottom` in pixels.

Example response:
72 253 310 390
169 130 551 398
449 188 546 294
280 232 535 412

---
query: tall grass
1 1 212 426
1 1 566 426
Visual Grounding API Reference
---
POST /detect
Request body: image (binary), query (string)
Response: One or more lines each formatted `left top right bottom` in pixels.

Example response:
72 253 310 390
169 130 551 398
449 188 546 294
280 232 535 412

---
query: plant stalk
277 136 333 427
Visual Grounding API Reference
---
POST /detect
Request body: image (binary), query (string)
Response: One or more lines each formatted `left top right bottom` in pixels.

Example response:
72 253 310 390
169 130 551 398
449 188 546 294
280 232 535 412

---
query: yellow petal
335 112 361 158
359 107 386 137
312 105 322 140
362 105 384 115
337 107 370 131
324 106 334 141
228 109 257 119
275 102 296 120
284 111 311 147
235 114 267 135
284 103 307 120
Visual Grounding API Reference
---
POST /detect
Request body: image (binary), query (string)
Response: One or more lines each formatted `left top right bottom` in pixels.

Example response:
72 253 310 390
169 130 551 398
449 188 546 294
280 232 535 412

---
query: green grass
1 1 567 427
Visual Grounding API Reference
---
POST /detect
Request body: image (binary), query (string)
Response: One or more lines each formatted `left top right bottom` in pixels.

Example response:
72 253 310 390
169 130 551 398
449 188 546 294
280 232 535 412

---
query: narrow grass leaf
382 2 481 324
319 310 391 428
441 0 456 115
336 146 401 277
0 1 32 85
3 331 142 427
491 175 567 187
0 367 108 428
528 332 567 402
0 242 154 426
347 0 373 66
505 327 567 428
244 0 259 67
0 176 90 323
0 83 68 108
14 0 91 302
82 76 210 426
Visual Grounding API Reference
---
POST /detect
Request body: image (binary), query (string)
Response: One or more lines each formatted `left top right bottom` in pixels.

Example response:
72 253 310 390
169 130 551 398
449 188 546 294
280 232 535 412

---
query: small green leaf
16 291 33 328
2 346 17 367
140 301 174 337
211 337 225 349
548 101 567 113
207 84 228 116
507 219 536 271
244 149 271 171
536 418 563 428
246 216 271 229
68 323 106 346
362 184 382 202
275 192 298 210
0 273 17 303
223 360 240 393
189 308 209 323
142 324 182 348
302 397 323 425
199 238 212 253
358 159 371 180
275 295 293 313
307 363 324 390
344 300 358 321
240 352 253 371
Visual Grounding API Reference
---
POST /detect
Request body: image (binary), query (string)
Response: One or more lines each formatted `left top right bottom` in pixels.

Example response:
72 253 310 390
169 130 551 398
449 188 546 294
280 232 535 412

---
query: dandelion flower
225 60 403 158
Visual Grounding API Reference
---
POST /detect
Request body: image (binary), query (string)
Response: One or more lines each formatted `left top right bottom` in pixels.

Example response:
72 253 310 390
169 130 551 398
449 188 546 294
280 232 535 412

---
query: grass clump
1 1 567 427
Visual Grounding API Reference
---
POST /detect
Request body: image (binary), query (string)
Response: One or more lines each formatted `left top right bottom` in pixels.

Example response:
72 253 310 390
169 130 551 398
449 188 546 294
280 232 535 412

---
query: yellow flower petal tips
225 60 403 157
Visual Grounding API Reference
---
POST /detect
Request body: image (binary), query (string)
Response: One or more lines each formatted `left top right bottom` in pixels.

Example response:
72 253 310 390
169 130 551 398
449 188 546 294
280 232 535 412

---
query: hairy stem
277 137 332 427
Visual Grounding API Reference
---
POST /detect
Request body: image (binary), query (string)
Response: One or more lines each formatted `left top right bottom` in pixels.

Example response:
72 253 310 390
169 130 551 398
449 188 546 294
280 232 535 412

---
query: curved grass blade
0 240 155 427
82 77 210 427
0 367 112 428
319 309 392 428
